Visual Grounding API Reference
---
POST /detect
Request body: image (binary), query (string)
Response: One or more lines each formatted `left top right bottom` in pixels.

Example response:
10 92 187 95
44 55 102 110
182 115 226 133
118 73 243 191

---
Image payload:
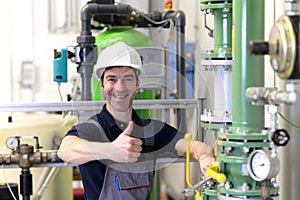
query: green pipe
200 0 232 59
232 0 264 133
214 5 232 57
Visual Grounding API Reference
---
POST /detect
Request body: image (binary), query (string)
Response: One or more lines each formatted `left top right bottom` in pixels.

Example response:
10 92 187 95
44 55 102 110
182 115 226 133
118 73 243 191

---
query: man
58 42 214 200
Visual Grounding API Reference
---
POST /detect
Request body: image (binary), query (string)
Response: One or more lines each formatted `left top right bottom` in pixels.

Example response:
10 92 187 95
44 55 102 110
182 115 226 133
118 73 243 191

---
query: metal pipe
175 11 186 132
165 10 187 132
20 170 32 200
0 99 198 113
76 3 133 101
79 3 133 36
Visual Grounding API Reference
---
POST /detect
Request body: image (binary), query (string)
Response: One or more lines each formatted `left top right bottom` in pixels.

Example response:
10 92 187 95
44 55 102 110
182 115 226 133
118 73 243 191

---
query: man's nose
115 79 126 90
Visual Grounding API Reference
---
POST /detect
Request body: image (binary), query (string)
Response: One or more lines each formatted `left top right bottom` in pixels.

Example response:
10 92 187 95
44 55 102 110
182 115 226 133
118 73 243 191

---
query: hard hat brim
94 64 144 81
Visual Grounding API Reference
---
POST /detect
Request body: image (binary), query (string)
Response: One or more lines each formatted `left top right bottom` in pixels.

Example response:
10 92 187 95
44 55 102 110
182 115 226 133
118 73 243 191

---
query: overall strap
74 116 109 142
86 117 110 142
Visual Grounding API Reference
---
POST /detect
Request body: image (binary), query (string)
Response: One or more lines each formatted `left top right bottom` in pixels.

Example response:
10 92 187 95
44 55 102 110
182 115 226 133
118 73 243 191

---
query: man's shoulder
72 116 109 142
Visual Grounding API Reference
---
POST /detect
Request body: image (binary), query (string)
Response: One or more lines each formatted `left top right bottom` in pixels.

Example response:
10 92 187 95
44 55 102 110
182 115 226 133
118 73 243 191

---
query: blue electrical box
53 48 68 83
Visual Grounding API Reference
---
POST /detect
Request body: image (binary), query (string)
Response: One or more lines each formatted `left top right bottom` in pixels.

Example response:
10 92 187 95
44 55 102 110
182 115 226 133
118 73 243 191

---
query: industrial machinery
52 0 300 199
197 0 299 199
0 113 76 200
199 0 234 199
53 0 189 132
53 0 187 99
246 1 300 199
199 0 233 139
1 136 64 200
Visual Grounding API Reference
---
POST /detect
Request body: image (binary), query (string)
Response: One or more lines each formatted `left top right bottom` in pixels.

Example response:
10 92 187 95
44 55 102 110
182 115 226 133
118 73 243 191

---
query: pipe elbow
173 10 186 26
80 3 96 21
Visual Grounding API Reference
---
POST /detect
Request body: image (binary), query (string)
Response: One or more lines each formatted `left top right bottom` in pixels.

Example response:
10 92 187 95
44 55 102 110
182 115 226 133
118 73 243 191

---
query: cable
2 166 17 200
278 112 300 132
57 82 63 102
138 11 173 26
1 146 17 200
57 82 69 118
114 2 173 26
128 4 175 47
137 10 175 47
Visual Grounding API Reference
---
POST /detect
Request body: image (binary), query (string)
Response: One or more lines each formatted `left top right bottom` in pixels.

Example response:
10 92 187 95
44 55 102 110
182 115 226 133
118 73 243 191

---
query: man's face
101 66 140 113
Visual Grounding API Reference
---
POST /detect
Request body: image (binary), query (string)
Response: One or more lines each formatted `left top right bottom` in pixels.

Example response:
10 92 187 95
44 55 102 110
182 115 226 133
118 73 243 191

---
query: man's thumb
122 121 134 136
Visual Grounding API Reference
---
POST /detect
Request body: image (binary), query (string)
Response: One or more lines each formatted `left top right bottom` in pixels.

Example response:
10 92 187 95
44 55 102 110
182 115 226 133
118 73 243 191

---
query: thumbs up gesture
110 121 143 163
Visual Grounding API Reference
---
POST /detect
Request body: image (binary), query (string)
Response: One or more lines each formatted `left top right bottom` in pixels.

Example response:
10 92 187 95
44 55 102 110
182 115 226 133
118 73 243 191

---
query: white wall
1 1 14 103
0 0 85 104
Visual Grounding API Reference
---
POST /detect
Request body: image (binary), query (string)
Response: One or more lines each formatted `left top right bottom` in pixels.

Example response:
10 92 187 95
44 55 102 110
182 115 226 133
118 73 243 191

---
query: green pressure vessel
93 28 154 118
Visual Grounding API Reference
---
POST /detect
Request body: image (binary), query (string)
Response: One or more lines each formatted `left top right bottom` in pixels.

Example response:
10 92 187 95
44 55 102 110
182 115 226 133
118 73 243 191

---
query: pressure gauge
247 149 280 181
6 137 19 150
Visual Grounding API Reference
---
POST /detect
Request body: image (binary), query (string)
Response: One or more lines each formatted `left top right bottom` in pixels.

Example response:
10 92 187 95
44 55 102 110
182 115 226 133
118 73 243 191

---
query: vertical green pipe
214 8 232 56
200 1 232 59
232 0 264 133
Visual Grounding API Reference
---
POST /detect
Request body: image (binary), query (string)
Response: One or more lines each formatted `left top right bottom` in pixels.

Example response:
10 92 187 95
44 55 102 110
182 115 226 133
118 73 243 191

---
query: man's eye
107 78 116 82
125 78 133 81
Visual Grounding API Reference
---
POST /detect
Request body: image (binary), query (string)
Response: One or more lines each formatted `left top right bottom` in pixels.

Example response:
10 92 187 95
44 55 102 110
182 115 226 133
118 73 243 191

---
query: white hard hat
94 42 144 81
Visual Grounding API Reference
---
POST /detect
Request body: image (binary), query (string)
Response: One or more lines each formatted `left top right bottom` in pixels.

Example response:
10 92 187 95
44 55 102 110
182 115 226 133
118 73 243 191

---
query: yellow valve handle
184 133 201 200
206 161 226 183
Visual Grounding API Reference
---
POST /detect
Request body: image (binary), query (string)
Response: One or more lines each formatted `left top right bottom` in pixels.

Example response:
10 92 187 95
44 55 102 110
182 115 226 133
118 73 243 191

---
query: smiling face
101 66 140 119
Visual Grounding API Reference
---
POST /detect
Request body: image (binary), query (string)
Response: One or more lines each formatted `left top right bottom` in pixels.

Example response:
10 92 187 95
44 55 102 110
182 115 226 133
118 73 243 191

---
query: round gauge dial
247 150 280 181
6 137 19 150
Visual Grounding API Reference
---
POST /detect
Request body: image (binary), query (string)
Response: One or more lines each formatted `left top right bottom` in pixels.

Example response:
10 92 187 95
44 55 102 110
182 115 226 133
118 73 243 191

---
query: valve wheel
272 129 290 146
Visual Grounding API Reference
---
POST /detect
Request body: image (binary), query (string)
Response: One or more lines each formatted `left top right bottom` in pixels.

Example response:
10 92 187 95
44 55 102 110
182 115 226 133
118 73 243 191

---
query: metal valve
272 129 290 146
3 136 60 167
2 136 62 200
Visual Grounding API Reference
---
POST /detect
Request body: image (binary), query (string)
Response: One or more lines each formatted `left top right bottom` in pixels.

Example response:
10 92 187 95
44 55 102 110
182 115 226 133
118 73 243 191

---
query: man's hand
58 121 143 165
109 121 143 163
198 148 215 175
175 138 214 175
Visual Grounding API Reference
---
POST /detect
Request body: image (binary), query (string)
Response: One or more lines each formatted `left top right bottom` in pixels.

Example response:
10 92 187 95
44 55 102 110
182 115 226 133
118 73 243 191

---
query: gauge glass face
251 151 271 179
6 137 18 149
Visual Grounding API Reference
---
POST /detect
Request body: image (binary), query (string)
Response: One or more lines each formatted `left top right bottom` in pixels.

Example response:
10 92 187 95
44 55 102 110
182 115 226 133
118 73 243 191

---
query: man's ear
136 79 140 87
100 81 104 89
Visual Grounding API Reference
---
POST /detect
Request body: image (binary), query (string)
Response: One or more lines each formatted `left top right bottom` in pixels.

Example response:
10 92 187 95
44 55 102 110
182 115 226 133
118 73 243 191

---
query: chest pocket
115 171 151 191
99 167 153 200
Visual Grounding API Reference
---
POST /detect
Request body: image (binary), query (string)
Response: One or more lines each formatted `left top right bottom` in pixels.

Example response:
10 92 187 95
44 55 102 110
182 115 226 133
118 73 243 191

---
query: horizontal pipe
0 99 200 113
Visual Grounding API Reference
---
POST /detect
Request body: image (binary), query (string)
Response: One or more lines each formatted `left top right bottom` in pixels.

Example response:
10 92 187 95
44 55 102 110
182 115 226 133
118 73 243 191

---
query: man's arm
175 138 214 174
57 121 143 165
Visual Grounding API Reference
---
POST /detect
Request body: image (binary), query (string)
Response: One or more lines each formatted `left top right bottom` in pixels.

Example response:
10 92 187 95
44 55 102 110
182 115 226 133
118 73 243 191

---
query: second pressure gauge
247 149 280 181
